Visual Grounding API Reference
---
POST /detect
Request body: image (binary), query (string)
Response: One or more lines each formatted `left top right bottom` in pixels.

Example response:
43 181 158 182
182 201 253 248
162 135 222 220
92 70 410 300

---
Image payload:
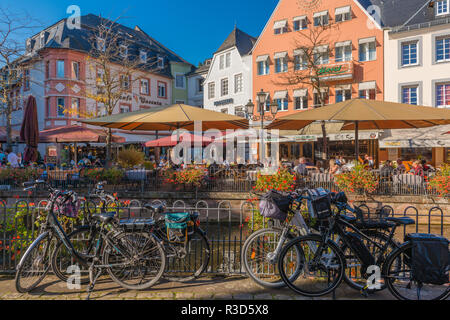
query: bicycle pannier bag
346 232 375 276
259 190 292 221
307 188 333 220
404 233 449 285
165 213 191 243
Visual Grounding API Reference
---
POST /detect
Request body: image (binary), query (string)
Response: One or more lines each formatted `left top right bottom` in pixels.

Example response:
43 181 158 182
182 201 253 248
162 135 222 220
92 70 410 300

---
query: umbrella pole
355 121 359 163
74 142 78 166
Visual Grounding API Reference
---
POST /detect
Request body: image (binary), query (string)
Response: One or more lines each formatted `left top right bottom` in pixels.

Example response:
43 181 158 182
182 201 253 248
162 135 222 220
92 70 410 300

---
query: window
23 69 30 91
275 99 289 111
313 11 329 26
71 98 80 117
197 78 204 93
273 91 288 111
219 55 225 70
335 42 352 62
436 83 450 107
157 56 164 68
119 45 128 58
221 78 228 96
45 61 50 79
208 82 215 99
436 0 449 15
359 39 376 62
402 42 418 66
158 81 167 98
120 75 130 91
175 74 185 89
436 37 450 62
40 33 45 47
226 52 231 68
293 16 307 31
72 61 80 80
221 108 228 114
313 90 329 107
56 60 65 78
275 53 288 73
314 46 329 65
140 78 150 95
273 20 288 34
257 59 270 75
335 6 351 22
57 97 65 117
96 37 105 52
294 51 308 70
359 87 376 100
294 96 308 110
234 73 243 93
335 87 352 103
402 86 418 105
120 105 130 113
139 50 147 63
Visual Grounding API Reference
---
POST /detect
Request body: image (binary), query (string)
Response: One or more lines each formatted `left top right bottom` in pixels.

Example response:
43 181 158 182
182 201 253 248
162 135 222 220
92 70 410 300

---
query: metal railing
0 199 448 275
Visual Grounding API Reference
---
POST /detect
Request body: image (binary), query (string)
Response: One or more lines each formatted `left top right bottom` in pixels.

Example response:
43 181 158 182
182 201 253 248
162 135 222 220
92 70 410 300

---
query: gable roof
215 27 257 56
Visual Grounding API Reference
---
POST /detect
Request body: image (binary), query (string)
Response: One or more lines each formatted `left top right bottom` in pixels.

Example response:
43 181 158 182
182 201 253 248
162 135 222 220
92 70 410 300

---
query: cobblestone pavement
0 275 399 300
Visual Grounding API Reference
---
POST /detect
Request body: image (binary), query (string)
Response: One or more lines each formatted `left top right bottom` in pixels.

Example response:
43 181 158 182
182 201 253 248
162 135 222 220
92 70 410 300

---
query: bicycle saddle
385 217 415 226
340 214 357 223
92 212 116 224
144 203 166 214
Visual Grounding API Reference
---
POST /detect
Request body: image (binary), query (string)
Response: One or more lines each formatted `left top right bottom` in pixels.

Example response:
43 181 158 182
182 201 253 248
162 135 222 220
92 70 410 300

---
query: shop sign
317 62 353 81
139 96 163 106
214 98 234 106
379 139 450 148
329 132 379 141
294 135 317 142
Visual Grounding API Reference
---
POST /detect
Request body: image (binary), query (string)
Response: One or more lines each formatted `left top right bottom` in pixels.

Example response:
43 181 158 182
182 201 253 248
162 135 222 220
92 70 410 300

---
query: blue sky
4 0 278 66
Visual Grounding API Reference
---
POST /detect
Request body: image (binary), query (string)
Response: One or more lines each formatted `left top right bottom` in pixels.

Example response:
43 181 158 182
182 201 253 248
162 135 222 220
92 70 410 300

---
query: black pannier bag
405 233 449 285
346 232 375 276
259 190 293 221
307 188 333 220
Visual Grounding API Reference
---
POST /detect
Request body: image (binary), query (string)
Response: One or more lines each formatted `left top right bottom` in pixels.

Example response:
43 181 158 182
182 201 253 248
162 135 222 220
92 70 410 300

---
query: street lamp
245 89 279 162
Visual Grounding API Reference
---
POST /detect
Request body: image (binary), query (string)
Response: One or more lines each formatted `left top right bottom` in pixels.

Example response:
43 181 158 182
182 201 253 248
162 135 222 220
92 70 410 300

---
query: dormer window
96 37 106 52
26 39 32 52
436 0 450 15
40 33 45 47
119 45 128 58
140 50 147 63
157 56 164 68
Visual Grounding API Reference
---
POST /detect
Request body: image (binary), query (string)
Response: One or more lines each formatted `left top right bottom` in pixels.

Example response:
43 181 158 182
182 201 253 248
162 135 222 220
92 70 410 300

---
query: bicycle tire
383 242 450 301
278 234 345 297
242 228 300 289
103 231 166 290
51 225 99 285
164 228 210 282
340 230 400 292
15 232 53 293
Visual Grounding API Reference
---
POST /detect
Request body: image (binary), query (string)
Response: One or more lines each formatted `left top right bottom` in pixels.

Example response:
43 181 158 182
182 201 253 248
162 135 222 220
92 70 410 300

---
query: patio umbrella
80 104 249 131
145 133 212 147
20 96 39 163
39 125 126 143
266 99 450 161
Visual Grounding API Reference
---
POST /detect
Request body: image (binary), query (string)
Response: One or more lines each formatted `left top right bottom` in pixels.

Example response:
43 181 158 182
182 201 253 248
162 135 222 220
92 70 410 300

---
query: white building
186 59 211 108
203 27 256 117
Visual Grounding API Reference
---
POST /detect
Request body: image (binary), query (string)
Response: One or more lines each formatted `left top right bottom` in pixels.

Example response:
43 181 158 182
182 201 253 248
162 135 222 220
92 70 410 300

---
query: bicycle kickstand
360 285 370 298
86 264 101 301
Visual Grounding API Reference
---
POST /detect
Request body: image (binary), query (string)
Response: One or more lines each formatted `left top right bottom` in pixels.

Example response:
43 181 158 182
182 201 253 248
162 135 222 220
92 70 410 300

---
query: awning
145 133 212 147
273 20 287 29
273 91 288 100
294 48 306 56
335 6 351 15
314 45 328 53
359 37 376 44
293 89 308 97
313 10 328 17
39 125 125 143
335 40 352 47
256 54 270 62
335 84 352 90
0 127 20 142
113 132 157 144
293 15 307 21
358 81 376 91
313 87 329 93
379 125 450 148
274 51 288 59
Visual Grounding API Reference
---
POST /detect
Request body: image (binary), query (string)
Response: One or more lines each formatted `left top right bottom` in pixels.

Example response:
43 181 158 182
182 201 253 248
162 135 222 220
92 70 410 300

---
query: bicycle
144 201 211 282
15 180 166 299
278 191 416 297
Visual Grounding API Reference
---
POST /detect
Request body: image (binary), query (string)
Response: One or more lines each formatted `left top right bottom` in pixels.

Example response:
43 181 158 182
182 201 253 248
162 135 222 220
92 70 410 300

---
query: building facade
203 28 256 117
187 59 211 108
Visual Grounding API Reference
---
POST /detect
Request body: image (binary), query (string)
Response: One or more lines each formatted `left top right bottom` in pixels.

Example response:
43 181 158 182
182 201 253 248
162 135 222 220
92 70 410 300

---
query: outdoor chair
392 174 425 195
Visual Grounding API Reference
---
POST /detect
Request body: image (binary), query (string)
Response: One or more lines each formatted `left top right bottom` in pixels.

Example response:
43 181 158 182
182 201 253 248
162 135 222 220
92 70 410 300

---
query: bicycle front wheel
103 231 166 290
15 232 53 293
383 242 450 300
278 234 345 297
242 228 300 289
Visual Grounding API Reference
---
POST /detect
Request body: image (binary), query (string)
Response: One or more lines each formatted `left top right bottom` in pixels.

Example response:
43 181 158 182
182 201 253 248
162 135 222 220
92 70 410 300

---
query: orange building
251 0 384 162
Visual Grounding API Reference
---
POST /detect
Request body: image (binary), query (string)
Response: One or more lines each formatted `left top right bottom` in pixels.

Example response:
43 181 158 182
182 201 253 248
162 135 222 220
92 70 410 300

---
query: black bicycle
15 180 166 298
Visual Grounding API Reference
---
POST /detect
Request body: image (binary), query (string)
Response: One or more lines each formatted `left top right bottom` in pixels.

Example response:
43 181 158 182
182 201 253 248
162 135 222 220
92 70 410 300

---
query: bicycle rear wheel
15 232 53 293
278 234 345 297
383 242 450 300
103 231 166 290
242 228 300 289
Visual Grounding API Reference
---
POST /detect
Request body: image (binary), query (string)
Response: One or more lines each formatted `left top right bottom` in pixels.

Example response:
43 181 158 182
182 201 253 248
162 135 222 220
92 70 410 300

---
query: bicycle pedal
360 286 370 298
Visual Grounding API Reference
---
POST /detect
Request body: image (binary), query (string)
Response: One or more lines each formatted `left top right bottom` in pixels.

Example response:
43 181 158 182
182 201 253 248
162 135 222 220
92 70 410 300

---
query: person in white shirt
7 149 19 168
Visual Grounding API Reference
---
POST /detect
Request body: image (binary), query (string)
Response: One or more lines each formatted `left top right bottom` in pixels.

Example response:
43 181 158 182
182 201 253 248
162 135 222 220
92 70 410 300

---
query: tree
82 16 159 165
274 19 343 162
0 8 39 150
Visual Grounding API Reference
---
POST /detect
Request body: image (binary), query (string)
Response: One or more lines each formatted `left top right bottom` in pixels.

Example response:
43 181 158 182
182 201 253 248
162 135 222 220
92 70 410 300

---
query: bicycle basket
259 190 293 221
165 212 190 243
405 233 450 285
307 188 332 220
354 205 393 230
56 193 80 218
